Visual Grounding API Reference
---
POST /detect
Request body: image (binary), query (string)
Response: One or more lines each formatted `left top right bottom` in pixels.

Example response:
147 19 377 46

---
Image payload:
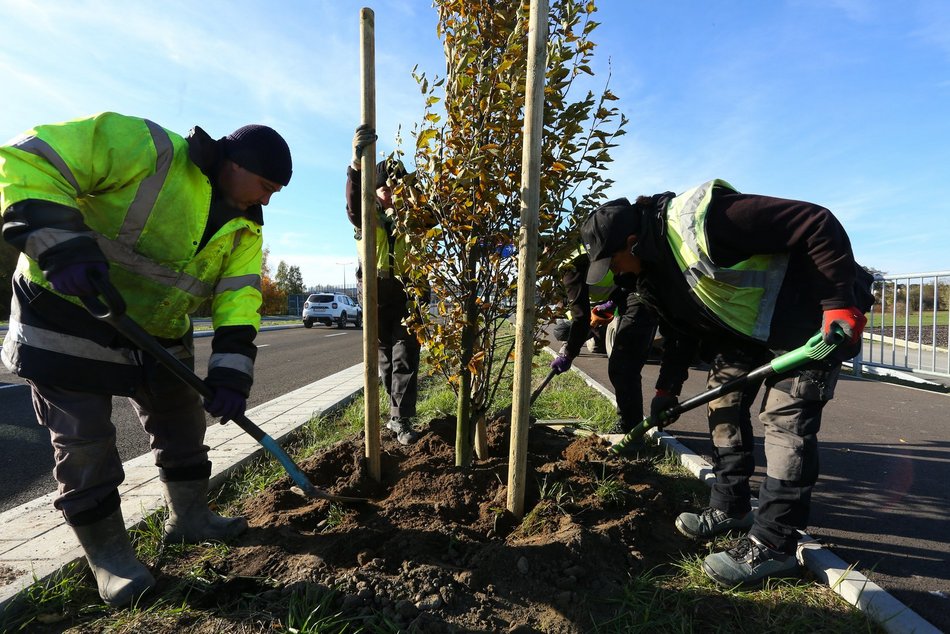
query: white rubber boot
162 479 248 543
71 509 155 607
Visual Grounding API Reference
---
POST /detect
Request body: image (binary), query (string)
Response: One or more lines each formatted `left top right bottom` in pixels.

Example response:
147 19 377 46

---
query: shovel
610 329 846 454
81 273 367 503
530 368 558 406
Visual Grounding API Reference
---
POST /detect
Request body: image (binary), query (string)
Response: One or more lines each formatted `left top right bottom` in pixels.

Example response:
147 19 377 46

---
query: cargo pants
705 347 841 553
29 346 211 526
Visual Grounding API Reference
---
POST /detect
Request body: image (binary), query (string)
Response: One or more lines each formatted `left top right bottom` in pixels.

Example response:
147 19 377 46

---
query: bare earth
144 417 694 633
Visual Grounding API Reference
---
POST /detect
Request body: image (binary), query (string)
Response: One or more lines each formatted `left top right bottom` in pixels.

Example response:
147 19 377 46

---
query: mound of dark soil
174 417 694 633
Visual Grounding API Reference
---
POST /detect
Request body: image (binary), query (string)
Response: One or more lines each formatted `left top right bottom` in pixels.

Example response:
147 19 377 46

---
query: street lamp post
336 261 355 294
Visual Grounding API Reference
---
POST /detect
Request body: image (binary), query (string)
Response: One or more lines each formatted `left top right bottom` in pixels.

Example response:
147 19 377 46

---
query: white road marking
325 333 347 338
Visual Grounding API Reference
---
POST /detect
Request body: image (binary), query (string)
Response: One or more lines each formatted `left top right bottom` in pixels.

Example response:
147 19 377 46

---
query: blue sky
2 0 948 286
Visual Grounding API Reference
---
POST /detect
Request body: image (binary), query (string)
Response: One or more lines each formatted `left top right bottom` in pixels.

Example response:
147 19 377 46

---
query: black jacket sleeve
706 190 858 310
3 200 107 276
655 322 698 395
345 166 362 229
561 258 592 359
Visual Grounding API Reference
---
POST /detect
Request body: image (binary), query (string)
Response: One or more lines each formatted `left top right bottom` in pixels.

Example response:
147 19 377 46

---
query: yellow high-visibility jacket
665 179 789 342
0 112 262 394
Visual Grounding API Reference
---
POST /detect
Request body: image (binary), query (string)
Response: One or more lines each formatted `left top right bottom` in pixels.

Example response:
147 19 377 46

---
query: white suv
302 293 363 329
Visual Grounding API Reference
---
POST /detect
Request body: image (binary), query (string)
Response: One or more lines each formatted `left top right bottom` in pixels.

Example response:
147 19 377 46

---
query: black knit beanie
222 124 293 186
375 157 408 186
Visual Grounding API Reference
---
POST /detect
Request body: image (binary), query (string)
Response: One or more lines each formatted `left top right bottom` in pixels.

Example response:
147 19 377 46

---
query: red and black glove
650 389 679 428
822 307 867 345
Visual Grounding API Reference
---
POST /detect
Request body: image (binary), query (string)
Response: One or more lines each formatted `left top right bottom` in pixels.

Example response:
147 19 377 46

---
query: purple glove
47 262 109 296
593 300 615 314
203 386 247 423
550 354 573 374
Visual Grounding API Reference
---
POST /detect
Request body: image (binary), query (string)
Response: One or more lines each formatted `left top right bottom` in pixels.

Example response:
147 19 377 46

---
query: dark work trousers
705 347 841 553
28 349 209 525
608 291 657 426
377 301 421 420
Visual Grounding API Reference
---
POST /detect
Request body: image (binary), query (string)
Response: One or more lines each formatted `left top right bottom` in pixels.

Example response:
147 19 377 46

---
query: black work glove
203 385 247 424
650 389 679 428
351 124 377 170
47 261 109 296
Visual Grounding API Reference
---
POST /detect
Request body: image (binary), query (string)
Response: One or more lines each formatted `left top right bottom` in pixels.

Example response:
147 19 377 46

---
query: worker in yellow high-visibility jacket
0 112 292 607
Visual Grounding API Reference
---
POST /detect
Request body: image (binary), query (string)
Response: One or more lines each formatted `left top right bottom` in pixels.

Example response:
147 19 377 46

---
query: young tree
394 0 627 466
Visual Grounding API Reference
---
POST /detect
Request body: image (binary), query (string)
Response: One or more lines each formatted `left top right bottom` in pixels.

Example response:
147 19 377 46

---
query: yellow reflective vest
0 112 262 384
665 179 789 342
355 211 409 280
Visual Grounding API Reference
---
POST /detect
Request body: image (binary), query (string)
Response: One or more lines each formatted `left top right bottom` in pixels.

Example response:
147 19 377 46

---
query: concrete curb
0 363 364 616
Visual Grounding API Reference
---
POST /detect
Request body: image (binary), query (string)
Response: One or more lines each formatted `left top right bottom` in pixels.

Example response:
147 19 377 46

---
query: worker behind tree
551 246 659 433
0 113 292 606
345 124 427 445
582 180 873 588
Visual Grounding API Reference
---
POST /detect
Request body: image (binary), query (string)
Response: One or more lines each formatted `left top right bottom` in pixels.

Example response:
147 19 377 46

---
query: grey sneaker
675 507 753 540
702 535 799 588
388 417 420 445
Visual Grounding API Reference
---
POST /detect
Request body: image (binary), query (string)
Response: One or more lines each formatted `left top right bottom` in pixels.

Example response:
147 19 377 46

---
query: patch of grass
530 364 617 431
592 557 882 633
593 466 629 507
0 561 100 632
517 475 575 537
324 503 347 530
868 311 949 328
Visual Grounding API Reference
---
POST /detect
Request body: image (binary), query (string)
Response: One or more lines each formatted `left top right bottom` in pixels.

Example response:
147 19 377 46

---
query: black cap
375 157 408 186
223 124 293 186
581 197 640 285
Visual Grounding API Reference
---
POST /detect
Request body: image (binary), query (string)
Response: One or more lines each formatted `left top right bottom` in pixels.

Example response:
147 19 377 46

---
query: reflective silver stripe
215 274 262 295
208 352 254 377
23 227 97 261
686 262 776 288
673 183 781 290
11 135 81 194
671 183 713 267
4 316 139 365
117 120 175 248
95 237 213 298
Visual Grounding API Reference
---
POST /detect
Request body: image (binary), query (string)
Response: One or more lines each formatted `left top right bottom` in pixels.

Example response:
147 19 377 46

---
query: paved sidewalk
0 360 941 633
0 364 363 613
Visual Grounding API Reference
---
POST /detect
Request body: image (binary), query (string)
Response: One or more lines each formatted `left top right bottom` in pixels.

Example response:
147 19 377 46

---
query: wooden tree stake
507 0 548 518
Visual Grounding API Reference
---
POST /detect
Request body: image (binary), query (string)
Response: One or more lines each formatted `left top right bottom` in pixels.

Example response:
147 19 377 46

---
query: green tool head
770 330 843 374
609 418 652 454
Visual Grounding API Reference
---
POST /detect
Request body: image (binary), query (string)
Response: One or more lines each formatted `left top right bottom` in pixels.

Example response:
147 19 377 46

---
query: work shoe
702 535 799 588
675 507 754 540
387 417 420 445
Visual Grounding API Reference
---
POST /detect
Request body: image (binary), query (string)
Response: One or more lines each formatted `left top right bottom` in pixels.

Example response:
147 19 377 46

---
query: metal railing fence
854 270 950 378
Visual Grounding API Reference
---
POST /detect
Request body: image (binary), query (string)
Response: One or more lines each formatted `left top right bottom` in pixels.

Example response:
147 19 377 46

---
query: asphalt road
0 323 363 513
567 347 950 632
